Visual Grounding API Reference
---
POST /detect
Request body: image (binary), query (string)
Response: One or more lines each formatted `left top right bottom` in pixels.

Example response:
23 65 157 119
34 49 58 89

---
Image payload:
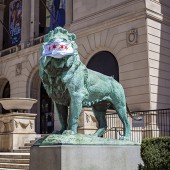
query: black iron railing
104 108 170 143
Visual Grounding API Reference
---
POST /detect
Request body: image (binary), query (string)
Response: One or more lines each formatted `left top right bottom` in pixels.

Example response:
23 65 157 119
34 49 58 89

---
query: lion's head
41 27 78 59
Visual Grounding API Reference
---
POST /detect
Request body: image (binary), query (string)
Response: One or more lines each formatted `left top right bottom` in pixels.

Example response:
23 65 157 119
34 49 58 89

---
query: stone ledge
33 134 139 146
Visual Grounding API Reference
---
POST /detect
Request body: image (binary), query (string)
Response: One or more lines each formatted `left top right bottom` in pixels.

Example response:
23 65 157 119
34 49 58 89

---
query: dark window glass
87 51 119 81
2 82 10 113
40 82 54 134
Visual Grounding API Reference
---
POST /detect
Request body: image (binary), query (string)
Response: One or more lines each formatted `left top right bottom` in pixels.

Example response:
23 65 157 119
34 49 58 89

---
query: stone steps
13 149 30 153
0 158 29 164
0 154 30 169
0 134 46 169
0 162 29 169
0 168 26 170
0 153 30 159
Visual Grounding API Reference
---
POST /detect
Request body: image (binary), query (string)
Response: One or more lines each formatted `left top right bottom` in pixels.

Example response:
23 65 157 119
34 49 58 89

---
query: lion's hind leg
114 105 131 140
92 106 107 137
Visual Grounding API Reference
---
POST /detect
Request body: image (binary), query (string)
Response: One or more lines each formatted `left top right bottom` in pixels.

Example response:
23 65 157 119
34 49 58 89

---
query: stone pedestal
78 108 98 135
0 112 37 151
30 145 142 170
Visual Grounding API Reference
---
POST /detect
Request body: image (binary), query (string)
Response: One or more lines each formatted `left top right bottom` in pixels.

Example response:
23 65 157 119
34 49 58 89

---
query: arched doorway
30 70 54 134
2 82 10 113
87 51 119 81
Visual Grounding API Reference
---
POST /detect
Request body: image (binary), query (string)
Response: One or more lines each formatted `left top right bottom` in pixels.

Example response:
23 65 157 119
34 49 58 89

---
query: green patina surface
40 27 131 141
34 134 139 146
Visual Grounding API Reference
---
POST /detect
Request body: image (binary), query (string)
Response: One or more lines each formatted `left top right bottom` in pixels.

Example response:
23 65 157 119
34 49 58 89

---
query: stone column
21 0 31 44
30 0 39 39
64 0 73 30
0 4 5 50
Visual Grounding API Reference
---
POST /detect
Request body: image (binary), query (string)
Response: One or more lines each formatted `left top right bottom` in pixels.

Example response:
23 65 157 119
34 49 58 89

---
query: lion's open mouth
42 39 75 59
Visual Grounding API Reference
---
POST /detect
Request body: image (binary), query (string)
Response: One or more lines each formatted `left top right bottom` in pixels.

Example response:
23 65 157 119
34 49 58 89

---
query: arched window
87 51 119 81
29 69 54 134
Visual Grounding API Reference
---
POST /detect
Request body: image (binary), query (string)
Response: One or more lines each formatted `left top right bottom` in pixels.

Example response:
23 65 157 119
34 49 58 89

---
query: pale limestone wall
72 0 149 111
71 0 145 32
76 24 149 111
1 1 149 110
146 0 170 109
1 0 149 110
2 0 170 118
0 0 150 112
73 0 127 21
0 45 41 99
148 19 170 109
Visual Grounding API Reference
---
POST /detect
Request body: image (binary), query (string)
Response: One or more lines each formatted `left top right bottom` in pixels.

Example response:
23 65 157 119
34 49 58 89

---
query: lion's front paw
62 130 76 135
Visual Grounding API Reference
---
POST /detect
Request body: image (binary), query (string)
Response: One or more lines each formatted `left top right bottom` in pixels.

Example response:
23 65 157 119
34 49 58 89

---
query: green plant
140 136 170 170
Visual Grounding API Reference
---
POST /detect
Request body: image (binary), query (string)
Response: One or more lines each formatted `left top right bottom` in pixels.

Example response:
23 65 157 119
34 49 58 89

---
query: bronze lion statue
40 27 131 140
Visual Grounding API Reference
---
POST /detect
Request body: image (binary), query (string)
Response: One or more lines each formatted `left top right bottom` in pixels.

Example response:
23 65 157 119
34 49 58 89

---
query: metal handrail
105 108 170 143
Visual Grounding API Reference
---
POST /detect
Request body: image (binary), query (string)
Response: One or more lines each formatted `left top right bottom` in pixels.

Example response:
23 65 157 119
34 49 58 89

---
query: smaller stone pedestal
30 144 142 170
0 113 37 151
78 108 98 135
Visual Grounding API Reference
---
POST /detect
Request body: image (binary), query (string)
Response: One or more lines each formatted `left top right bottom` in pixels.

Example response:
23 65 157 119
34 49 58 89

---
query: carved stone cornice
148 0 170 8
73 0 144 23
146 9 170 25
145 0 170 25
70 11 146 39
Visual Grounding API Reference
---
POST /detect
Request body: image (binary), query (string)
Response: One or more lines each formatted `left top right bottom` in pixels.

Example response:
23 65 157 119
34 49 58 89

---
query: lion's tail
126 103 142 121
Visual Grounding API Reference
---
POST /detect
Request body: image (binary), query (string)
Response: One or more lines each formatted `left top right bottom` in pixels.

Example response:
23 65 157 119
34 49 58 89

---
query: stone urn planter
0 98 38 151
0 98 37 112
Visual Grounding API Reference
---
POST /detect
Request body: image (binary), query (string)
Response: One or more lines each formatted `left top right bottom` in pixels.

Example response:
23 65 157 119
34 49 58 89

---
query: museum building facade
0 0 170 134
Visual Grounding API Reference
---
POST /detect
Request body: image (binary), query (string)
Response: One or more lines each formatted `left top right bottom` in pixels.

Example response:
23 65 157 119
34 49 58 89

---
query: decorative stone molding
14 120 19 128
78 108 98 135
84 112 96 124
19 121 30 129
14 120 33 129
0 120 13 133
126 29 138 46
16 63 22 76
